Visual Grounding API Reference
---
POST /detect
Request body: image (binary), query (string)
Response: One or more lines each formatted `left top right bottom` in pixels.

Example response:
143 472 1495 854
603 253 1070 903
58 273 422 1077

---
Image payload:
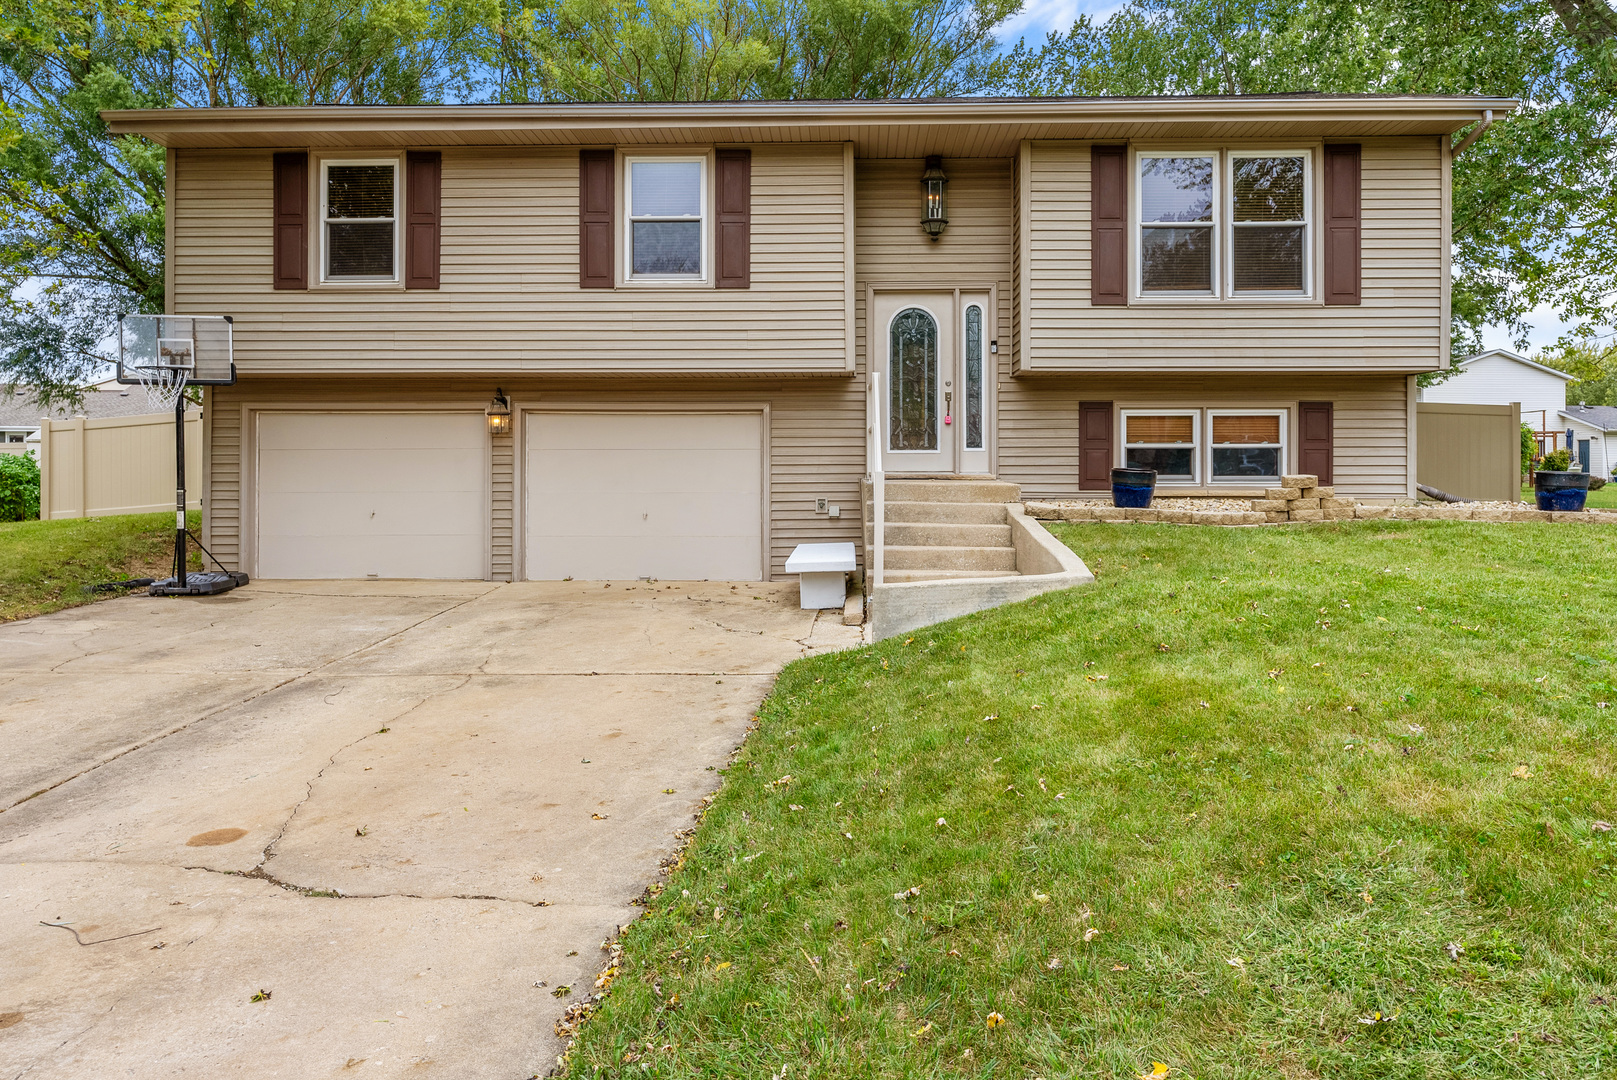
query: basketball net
135 362 190 412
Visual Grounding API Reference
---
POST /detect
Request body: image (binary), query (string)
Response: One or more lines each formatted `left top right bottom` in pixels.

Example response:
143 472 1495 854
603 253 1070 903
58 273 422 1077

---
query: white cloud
1477 308 1600 359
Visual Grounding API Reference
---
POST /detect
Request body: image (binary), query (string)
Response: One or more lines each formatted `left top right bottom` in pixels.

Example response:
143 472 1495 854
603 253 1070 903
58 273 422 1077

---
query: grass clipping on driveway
566 522 1617 1079
0 512 198 622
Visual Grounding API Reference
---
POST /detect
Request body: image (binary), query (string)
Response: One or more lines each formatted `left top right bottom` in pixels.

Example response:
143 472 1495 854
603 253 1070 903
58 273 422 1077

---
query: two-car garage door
253 410 763 581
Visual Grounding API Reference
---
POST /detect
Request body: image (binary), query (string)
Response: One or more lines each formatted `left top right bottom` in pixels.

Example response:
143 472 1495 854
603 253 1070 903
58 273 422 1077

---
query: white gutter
1449 109 1494 158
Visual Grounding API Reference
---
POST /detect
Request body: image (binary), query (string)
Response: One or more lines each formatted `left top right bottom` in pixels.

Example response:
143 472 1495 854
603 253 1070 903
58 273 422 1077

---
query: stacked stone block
1251 474 1356 522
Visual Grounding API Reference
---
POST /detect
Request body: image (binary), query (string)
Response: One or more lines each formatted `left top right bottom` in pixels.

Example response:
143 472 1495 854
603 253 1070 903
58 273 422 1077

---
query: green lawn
0 511 199 622
1522 484 1617 509
566 522 1617 1079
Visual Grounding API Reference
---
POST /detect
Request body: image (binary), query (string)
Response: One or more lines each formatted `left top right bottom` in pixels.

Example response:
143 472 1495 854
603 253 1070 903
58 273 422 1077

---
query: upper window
322 161 398 282
1136 150 1310 298
627 158 705 280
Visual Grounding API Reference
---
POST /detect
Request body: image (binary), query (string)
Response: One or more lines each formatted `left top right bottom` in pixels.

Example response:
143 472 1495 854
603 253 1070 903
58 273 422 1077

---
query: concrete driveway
0 580 860 1078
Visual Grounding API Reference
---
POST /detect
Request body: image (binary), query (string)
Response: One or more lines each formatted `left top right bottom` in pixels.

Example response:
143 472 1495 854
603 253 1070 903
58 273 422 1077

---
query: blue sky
999 0 1124 47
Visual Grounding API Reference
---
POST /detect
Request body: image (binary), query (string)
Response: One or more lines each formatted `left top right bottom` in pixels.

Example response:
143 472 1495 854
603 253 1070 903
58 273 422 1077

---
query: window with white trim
1208 410 1285 482
1136 150 1311 298
1123 411 1199 482
322 160 399 281
627 157 706 279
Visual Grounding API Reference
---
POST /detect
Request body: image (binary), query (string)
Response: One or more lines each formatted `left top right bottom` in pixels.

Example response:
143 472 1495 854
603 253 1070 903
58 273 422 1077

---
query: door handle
944 391 953 425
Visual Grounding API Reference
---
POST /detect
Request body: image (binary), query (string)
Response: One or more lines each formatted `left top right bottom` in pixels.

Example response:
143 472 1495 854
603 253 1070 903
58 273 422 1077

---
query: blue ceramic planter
1535 470 1590 511
1112 467 1157 508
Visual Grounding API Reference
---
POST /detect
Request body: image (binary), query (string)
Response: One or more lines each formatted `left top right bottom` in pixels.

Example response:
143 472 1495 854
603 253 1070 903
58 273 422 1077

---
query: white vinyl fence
37 412 201 519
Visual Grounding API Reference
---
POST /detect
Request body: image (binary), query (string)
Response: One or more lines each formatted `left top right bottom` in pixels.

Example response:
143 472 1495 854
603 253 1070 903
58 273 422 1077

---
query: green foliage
1541 446 1574 470
1005 0 1617 356
485 0 1019 102
1546 340 1617 405
0 451 39 521
0 0 487 407
1523 422 1539 473
0 508 197 620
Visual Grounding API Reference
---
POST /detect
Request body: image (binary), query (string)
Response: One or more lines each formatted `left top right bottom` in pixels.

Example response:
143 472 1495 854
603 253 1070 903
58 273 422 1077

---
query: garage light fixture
920 155 948 240
486 389 511 436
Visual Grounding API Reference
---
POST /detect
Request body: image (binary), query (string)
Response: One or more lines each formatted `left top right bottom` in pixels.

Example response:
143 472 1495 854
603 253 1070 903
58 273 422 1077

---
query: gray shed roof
1561 405 1617 432
0 386 172 428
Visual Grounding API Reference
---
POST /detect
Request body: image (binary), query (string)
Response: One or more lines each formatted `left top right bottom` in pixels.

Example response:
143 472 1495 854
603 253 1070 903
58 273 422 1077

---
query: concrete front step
881 568 1023 583
883 522 1014 547
882 500 1010 525
883 479 1022 503
882 545 1019 572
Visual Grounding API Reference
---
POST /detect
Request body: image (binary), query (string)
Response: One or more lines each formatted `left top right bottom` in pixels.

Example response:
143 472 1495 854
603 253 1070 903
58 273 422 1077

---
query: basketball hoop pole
174 393 187 590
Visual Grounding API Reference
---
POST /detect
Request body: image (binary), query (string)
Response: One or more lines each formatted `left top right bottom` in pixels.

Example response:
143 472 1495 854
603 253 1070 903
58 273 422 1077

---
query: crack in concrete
172 861 554 909
1 592 489 817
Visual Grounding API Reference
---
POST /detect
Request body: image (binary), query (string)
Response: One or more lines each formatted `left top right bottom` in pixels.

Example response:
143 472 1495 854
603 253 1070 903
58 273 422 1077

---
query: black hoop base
149 571 249 597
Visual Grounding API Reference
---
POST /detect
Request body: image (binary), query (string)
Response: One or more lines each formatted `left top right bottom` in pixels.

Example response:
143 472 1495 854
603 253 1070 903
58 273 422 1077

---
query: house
0 380 169 456
1421 349 1613 477
102 94 1511 583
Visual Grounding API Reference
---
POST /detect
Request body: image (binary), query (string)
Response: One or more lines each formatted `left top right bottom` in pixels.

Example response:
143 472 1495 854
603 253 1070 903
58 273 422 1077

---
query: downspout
1449 109 1494 159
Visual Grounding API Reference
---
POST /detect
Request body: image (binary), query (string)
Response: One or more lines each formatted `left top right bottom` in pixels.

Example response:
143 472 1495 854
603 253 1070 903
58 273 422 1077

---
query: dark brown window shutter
1090 145 1128 306
272 151 308 290
404 151 441 290
1080 401 1115 490
715 148 751 289
1298 401 1334 484
1323 144 1361 306
579 149 615 289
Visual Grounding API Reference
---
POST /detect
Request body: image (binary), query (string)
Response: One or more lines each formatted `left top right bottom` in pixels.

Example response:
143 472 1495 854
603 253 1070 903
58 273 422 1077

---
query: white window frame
624 154 709 284
1120 408 1201 485
1135 151 1220 299
1132 148 1315 302
1226 151 1311 297
320 158 401 285
1206 408 1287 484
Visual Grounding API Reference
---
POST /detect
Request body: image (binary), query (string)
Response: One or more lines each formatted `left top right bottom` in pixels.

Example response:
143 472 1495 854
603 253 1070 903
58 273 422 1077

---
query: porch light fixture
486 389 511 436
920 155 948 240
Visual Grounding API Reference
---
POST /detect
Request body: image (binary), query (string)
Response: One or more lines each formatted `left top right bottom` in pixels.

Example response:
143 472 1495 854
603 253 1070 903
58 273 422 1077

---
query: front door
876 290 993 475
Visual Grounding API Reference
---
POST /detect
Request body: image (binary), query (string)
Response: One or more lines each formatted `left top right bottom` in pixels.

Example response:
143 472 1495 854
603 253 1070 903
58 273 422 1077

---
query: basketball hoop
117 314 244 597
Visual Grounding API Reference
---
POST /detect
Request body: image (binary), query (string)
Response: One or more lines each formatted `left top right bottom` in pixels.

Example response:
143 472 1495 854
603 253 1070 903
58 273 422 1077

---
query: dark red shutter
404 151 441 290
715 148 751 289
1323 144 1361 306
1298 401 1334 484
579 149 615 289
272 151 308 290
1080 401 1115 490
1090 145 1128 306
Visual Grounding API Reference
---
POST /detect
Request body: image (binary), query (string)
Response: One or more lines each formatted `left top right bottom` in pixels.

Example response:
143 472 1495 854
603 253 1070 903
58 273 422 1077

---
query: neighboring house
104 94 1510 582
1421 349 1614 477
0 380 165 456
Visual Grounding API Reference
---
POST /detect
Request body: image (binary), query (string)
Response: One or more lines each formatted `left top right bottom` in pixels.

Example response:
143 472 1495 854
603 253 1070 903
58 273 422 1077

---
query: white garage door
526 411 763 581
257 412 486 579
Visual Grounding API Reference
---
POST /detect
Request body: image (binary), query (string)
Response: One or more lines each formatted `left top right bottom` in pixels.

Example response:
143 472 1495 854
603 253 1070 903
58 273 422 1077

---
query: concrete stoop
863 479 1094 640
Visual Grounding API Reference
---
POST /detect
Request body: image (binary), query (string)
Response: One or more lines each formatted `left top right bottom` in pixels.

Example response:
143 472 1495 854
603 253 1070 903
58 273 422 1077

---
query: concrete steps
867 478 1024 584
884 480 1021 503
882 568 1022 583
883 544 1018 572
884 500 1009 524
883 522 1013 547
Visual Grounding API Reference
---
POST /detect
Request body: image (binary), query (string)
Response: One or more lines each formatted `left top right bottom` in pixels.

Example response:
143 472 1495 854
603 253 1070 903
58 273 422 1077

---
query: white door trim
515 403 772 582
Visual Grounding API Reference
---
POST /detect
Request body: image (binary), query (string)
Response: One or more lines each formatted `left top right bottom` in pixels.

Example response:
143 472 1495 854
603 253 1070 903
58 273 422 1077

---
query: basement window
1209 410 1285 482
1123 411 1198 482
322 160 399 282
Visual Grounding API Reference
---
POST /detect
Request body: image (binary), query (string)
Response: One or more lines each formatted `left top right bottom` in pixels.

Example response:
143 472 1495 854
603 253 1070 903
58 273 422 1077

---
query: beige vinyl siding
1019 138 1445 373
204 377 865 580
491 427 514 581
172 144 851 376
995 374 1412 501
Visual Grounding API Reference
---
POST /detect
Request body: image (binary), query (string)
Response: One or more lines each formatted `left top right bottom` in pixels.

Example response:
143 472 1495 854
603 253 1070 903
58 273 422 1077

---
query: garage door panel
532 450 761 496
525 412 763 581
260 449 487 494
532 413 761 452
536 491 760 537
256 413 485 580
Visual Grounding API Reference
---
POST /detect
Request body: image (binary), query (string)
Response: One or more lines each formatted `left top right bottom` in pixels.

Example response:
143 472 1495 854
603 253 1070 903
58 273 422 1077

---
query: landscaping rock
1287 497 1321 511
1320 498 1354 509
1290 508 1325 522
1281 474 1319 488
1323 507 1354 521
1354 506 1393 519
1266 487 1302 501
1250 499 1288 512
1264 511 1290 523
1312 486 1336 499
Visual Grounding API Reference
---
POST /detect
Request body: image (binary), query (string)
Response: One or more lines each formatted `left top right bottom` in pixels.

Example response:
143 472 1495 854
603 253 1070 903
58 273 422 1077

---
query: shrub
1539 447 1573 472
0 452 41 521
1521 422 1537 475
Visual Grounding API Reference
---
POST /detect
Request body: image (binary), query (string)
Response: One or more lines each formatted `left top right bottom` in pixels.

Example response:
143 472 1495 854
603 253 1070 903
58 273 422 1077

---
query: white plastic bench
784 542 857 610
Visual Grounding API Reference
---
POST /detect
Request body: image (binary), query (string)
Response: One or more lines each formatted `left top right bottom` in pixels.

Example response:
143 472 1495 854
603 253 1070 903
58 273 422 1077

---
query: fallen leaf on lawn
713 907 725 921
1054 793 1066 800
1595 821 1613 832
1357 1011 1397 1025
1360 891 1373 904
1226 957 1245 969
1046 956 1063 970
912 1021 933 1038
1511 765 1532 779
788 804 803 811
662 788 676 794
843 832 853 840
1031 704 1043 710
591 813 609 820
551 985 572 998
1084 927 1101 941
771 775 795 788
946 949 961 957
894 886 921 900
1445 942 1464 961
1032 891 1051 904
1140 1063 1170 1079
1111 964 1130 971
713 961 731 971
936 817 947 826
985 1012 1005 1029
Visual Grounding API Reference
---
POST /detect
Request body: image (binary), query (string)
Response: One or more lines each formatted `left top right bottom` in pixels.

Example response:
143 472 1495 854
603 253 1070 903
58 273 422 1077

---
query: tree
1546 340 1617 403
1007 0 1617 361
0 0 487 409
484 0 1019 103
